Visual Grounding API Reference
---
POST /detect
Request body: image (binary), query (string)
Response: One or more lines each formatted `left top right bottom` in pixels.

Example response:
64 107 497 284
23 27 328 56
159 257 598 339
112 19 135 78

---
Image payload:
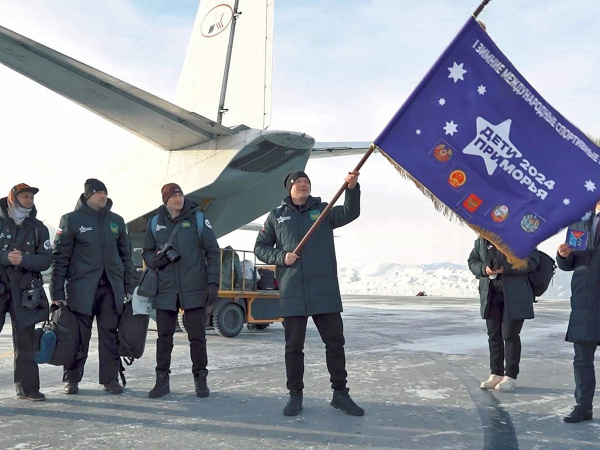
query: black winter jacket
0 198 52 329
254 186 360 317
50 195 133 316
556 215 600 343
142 200 220 311
468 238 539 321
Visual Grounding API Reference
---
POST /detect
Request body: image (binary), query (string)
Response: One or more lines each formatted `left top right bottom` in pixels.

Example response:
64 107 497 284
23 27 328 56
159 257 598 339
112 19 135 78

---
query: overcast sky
0 0 598 266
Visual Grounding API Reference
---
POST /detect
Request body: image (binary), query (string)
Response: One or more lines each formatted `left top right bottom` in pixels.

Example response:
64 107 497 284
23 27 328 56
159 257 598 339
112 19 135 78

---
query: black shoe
194 374 210 398
149 373 170 399
103 380 124 395
16 386 46 402
283 390 303 416
564 405 593 423
331 388 364 416
64 382 79 395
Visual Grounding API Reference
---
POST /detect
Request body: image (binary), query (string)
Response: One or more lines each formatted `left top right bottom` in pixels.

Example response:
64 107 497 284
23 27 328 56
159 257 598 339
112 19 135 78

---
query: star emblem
448 62 467 83
416 129 421 135
563 198 570 205
443 121 458 136
477 85 487 95
585 180 596 192
439 98 446 106
462 117 521 176
581 211 593 221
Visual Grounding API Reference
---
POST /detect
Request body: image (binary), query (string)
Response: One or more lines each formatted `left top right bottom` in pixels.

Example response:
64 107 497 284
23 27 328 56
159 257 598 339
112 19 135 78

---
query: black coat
468 238 539 321
0 198 52 329
142 200 220 311
556 215 600 343
254 187 360 317
50 195 133 316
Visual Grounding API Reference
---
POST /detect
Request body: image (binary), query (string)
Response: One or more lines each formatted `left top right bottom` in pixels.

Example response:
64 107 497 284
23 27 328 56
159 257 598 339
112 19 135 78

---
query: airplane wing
0 24 234 151
310 142 374 158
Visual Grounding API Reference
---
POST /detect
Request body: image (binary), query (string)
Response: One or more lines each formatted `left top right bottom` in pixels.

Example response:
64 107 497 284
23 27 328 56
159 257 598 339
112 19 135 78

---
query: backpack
150 211 204 239
118 301 150 364
48 303 81 366
257 268 276 290
528 250 556 298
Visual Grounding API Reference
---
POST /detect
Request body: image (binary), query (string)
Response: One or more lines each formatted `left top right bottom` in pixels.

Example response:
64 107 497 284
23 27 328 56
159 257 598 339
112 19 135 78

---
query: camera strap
165 222 182 247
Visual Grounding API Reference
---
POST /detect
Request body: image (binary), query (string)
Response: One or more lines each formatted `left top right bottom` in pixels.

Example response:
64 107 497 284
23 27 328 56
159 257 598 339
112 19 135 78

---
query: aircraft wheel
214 303 244 338
255 324 270 330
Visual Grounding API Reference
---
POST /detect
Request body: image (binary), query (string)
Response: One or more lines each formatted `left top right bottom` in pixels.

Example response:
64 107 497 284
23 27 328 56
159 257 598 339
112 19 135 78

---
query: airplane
0 0 370 254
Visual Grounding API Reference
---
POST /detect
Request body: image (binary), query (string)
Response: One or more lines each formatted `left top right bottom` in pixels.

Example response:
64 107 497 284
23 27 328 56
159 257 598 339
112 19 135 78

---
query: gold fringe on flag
377 145 529 269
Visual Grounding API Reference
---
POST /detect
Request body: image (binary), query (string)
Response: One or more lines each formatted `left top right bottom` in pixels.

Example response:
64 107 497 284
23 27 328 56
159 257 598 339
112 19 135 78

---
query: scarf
7 191 32 225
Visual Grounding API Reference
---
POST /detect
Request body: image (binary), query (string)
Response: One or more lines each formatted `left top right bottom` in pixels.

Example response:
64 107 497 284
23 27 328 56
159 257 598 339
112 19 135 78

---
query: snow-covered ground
338 262 572 299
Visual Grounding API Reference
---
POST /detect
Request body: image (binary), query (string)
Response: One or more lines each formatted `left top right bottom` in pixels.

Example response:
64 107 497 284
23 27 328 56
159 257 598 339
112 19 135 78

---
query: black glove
149 251 170 270
206 283 219 307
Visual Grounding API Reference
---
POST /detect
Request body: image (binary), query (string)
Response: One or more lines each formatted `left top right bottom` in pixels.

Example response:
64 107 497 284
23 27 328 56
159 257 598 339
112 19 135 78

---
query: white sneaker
480 374 503 389
495 376 516 392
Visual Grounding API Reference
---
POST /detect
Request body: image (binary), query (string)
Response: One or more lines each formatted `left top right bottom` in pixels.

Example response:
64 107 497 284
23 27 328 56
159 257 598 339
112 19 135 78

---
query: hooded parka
50 195 133 316
556 216 600 343
468 237 540 321
254 186 360 317
0 198 52 329
142 200 220 311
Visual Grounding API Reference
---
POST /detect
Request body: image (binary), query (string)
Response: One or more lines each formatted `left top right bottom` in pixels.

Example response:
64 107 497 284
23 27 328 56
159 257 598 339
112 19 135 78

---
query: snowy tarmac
1 295 599 449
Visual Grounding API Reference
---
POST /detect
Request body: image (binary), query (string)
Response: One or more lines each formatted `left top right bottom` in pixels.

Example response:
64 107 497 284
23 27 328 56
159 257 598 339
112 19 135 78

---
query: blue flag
375 17 600 264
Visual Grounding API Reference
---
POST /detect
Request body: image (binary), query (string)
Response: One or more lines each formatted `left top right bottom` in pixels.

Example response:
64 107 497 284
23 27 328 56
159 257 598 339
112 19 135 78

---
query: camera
158 243 180 263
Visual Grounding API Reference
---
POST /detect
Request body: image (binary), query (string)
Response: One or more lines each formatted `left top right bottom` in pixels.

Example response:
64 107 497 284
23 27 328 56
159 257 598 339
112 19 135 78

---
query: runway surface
0 295 599 449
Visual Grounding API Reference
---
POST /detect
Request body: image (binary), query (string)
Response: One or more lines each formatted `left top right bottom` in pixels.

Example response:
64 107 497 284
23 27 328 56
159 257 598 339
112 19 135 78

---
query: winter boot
149 372 170 399
480 374 503 389
283 389 303 416
194 373 210 398
331 388 364 416
495 376 517 392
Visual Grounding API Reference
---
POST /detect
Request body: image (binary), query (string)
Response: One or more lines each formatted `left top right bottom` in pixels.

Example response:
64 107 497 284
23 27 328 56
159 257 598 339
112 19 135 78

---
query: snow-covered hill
338 262 572 299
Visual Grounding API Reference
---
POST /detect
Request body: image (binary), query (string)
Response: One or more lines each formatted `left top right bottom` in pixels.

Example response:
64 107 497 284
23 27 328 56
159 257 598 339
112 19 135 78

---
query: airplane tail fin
175 0 273 130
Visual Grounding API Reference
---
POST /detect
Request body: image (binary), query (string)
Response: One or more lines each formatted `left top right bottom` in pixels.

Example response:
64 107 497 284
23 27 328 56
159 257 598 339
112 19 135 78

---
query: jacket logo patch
309 210 321 221
277 216 291 224
181 221 191 228
44 239 51 250
156 224 167 232
205 219 212 229
110 223 119 234
79 226 92 233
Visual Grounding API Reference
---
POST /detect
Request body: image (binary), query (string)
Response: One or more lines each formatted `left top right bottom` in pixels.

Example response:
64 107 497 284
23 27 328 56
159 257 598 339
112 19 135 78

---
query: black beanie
284 171 310 193
84 178 108 198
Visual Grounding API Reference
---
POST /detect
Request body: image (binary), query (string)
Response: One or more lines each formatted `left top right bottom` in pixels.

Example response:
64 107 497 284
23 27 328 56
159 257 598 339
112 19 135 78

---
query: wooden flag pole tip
472 0 492 19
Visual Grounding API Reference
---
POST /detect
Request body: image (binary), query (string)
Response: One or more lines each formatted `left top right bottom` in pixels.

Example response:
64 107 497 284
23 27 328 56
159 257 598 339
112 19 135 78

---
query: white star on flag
439 98 446 106
585 180 596 192
462 118 521 176
582 211 593 221
447 62 467 83
563 198 570 205
443 121 458 136
477 85 487 95
416 129 421 135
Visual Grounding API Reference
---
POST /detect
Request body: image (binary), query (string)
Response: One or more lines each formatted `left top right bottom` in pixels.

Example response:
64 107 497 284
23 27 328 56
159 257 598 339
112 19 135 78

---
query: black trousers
0 296 40 394
573 341 597 408
155 306 207 376
63 285 121 384
284 312 347 391
485 288 524 379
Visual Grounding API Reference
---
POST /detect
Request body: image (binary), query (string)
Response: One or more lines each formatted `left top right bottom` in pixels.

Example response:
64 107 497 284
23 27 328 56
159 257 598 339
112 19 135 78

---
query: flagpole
292 144 375 255
472 0 491 18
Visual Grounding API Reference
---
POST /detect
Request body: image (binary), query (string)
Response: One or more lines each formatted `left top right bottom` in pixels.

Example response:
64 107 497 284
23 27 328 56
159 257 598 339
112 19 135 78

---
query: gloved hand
206 283 219 308
149 251 170 270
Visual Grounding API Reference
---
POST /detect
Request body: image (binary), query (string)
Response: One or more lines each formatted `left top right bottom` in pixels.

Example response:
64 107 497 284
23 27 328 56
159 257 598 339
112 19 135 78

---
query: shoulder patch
110 222 119 234
43 239 51 250
205 219 212 229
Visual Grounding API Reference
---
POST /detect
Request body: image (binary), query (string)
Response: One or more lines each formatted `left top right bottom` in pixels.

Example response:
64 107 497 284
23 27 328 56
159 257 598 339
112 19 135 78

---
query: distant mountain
338 262 572 299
